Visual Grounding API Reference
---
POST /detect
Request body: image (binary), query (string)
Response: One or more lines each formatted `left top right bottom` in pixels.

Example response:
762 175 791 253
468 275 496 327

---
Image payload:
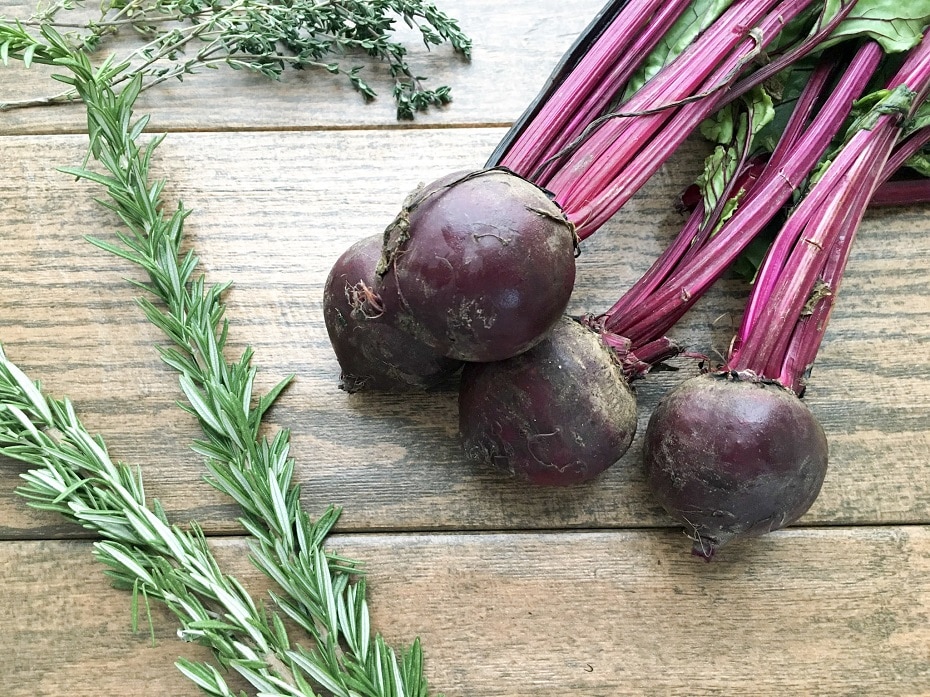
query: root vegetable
644 33 930 557
323 235 462 392
377 169 577 363
644 373 827 558
459 316 636 485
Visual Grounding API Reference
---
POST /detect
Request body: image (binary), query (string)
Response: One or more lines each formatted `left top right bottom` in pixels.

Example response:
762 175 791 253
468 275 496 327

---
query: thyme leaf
1 0 472 119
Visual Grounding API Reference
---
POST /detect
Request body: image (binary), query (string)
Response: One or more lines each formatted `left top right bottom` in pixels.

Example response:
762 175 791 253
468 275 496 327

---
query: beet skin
459 316 637 485
323 234 461 392
380 168 577 363
643 372 828 559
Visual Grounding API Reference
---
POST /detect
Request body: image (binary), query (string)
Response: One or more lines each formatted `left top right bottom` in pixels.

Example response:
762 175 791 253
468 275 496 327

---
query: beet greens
460 42 884 485
322 0 930 508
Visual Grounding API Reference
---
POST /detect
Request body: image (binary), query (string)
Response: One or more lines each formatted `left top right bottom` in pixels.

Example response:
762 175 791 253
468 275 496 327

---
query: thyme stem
1 0 472 119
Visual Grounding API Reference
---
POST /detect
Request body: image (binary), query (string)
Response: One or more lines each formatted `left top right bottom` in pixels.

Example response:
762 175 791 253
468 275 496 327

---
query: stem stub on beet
643 372 828 559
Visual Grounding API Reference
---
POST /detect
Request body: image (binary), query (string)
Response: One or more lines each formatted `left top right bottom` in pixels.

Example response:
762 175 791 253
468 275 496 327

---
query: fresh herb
0 0 472 119
0 34 435 697
0 343 428 696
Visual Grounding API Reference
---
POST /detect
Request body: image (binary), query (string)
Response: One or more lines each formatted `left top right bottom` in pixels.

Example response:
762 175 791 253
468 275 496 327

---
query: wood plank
2 527 930 695
0 0 607 135
2 128 930 538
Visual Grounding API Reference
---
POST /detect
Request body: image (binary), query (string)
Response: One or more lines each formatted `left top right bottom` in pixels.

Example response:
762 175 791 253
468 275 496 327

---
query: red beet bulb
459 316 636 485
377 169 577 363
323 234 462 392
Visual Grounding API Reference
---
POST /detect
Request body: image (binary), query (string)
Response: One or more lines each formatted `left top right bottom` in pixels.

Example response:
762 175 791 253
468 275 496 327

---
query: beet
643 372 828 559
378 168 577 362
459 316 637 485
323 234 461 392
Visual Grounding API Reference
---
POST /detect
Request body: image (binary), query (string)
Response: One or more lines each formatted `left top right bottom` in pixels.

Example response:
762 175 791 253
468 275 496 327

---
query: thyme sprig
1 38 435 697
1 0 472 119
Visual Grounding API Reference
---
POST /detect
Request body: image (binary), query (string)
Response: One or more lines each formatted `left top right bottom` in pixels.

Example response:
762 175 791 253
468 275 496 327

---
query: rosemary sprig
0 343 418 697
0 0 472 119
1 36 436 697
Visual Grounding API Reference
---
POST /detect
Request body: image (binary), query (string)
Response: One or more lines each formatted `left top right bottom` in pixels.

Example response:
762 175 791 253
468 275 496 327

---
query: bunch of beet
322 0 930 558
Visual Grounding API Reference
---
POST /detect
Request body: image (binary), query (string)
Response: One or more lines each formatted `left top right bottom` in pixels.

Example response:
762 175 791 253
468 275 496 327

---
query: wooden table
2 2 930 694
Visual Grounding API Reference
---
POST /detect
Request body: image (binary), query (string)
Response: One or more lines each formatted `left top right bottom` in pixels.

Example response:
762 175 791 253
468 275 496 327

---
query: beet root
643 372 828 559
323 234 461 392
379 168 577 362
458 316 637 486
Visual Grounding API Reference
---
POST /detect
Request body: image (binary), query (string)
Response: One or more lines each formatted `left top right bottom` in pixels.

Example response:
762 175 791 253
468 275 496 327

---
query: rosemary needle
0 31 437 697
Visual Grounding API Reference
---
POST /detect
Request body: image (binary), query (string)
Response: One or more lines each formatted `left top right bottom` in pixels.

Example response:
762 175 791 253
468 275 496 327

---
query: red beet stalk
598 42 885 361
642 32 930 560
520 0 853 238
458 39 884 487
730 47 930 390
497 0 691 179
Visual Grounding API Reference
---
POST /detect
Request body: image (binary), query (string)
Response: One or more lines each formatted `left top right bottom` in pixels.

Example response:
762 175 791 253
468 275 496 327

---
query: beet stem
728 34 930 384
777 130 930 389
499 0 688 179
870 177 930 206
485 0 634 170
612 42 884 347
600 206 703 329
776 180 874 393
547 0 819 237
725 0 858 105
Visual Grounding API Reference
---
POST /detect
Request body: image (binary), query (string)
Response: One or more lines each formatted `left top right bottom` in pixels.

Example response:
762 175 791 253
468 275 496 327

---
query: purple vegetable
377 169 577 363
644 34 930 558
459 316 635 485
324 0 848 389
644 373 827 558
459 42 882 486
323 234 462 392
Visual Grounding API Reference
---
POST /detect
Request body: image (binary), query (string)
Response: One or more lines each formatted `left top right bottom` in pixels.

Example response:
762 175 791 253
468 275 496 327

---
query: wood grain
3 2 930 694
2 128 930 540
2 528 929 696
0 0 608 135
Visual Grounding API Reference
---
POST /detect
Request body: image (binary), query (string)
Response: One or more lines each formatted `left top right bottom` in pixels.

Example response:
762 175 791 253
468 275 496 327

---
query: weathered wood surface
2 0 930 694
0 0 606 134
2 130 930 539
3 528 930 696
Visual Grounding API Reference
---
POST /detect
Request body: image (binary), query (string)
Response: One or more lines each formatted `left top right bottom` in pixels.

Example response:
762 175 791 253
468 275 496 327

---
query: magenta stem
883 126 930 177
870 178 930 206
544 0 787 196
547 0 817 237
748 132 898 379
728 33 930 384
725 0 858 104
776 178 874 392
602 142 765 333
763 60 837 175
600 206 703 329
736 124 930 345
610 42 883 347
730 61 844 352
500 0 678 178
776 126 930 389
526 0 692 184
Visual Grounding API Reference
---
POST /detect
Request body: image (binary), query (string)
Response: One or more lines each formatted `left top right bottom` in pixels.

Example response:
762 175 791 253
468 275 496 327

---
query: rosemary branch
0 344 349 696
0 0 472 119
1 34 435 697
